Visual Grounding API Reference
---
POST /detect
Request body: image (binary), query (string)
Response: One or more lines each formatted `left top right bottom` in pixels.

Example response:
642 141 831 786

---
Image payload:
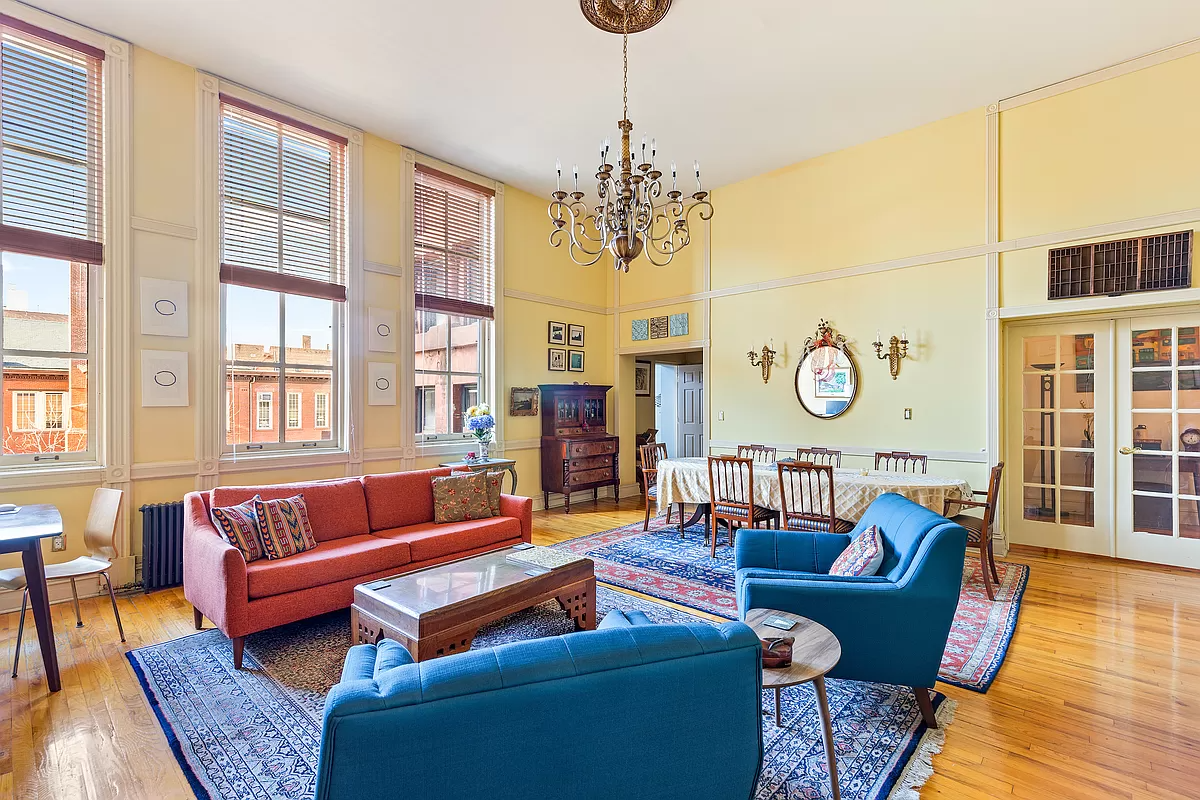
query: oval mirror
795 321 858 419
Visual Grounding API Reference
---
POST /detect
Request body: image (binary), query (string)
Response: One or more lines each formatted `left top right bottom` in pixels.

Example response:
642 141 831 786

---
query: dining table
655 457 971 530
0 504 63 692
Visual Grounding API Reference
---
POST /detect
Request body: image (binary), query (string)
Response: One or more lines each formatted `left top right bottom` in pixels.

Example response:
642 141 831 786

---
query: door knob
1118 446 1142 455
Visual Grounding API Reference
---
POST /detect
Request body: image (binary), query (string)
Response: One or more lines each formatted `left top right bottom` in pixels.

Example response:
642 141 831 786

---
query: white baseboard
532 483 640 512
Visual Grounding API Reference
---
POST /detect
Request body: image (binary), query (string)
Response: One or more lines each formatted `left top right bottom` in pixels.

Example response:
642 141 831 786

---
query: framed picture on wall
509 387 539 416
568 324 585 347
634 360 652 396
568 350 585 372
548 348 567 371
548 321 567 345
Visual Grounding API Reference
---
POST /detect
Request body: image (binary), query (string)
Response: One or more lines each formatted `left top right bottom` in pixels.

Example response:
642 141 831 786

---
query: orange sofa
183 467 533 668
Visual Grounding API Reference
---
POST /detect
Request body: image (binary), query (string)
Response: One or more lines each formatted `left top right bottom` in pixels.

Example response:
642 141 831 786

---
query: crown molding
503 288 611 316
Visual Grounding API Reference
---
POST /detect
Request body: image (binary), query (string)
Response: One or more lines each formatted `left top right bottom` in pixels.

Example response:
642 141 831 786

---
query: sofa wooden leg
193 607 204 630
913 686 937 728
232 636 245 670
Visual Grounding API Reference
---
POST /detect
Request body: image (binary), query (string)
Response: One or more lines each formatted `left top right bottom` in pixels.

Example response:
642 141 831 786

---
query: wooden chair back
778 461 841 532
640 442 668 491
874 450 929 474
736 444 777 464
796 446 842 467
708 455 757 523
84 487 123 560
978 461 1004 531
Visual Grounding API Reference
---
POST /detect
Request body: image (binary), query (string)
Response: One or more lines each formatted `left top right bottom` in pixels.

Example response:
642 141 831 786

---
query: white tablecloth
656 458 971 522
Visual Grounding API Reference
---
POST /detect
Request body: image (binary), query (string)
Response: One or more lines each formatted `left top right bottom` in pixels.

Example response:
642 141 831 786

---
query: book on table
505 546 585 571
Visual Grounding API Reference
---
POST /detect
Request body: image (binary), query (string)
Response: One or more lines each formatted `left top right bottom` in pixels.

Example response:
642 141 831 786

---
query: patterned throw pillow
210 496 264 563
253 494 318 560
432 472 495 523
829 525 885 577
451 470 504 516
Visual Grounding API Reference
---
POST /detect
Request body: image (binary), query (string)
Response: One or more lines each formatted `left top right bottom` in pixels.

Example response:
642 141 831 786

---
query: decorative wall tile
631 318 649 341
649 316 669 339
668 313 689 337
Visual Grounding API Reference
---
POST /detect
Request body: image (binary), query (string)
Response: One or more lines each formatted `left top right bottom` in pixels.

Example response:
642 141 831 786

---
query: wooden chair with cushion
707 455 777 557
640 442 676 531
5 488 126 677
777 461 855 534
796 447 842 467
944 462 1004 601
875 450 929 474
736 444 777 464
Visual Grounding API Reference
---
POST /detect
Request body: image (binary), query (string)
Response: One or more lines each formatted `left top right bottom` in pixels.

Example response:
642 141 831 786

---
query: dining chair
736 444 777 464
5 488 126 677
796 447 842 467
707 455 777 557
874 450 929 474
640 442 676 531
777 461 855 533
943 462 1004 601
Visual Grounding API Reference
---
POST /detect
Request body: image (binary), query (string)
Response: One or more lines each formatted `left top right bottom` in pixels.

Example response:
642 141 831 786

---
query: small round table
746 608 842 800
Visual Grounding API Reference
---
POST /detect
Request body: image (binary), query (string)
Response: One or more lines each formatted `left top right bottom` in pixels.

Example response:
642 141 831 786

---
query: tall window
0 19 103 464
220 95 347 452
314 392 328 429
413 165 494 442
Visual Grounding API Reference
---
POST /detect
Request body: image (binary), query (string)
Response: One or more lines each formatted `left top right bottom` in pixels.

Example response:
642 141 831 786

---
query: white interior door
655 363 678 458
676 364 704 458
1006 322 1112 555
1115 315 1200 568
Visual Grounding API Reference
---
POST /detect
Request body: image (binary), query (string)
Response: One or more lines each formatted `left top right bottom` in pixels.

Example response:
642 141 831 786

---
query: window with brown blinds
219 95 348 302
0 15 104 265
414 165 495 319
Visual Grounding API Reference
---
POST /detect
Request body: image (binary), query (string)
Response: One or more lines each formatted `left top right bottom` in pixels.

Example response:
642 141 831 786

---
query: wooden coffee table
350 546 596 661
746 608 843 800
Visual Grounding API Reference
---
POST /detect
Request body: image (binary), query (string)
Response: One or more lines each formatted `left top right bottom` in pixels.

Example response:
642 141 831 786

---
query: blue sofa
315 611 764 800
735 493 967 726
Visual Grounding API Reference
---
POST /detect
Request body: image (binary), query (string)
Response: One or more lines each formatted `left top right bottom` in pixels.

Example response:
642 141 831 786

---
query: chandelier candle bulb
573 164 579 192
556 159 561 191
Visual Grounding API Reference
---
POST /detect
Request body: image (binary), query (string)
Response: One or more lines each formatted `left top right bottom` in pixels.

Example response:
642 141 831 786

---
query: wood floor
3 497 1199 799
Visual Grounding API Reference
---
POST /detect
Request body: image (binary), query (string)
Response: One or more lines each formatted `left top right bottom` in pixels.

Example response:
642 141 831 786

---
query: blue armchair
315 613 764 800
735 493 967 726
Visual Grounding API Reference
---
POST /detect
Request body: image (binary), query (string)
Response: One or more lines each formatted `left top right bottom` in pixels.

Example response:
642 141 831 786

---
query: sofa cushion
432 472 495 523
373 516 521 563
210 496 265 563
254 495 318 560
245 534 411 599
212 478 370 542
363 468 453 531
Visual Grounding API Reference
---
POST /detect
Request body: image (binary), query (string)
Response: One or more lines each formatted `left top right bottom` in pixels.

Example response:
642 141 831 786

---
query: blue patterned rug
129 586 954 800
554 515 1029 692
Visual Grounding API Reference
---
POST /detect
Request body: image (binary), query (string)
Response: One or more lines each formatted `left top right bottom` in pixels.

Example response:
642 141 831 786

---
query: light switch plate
51 535 65 552
904 408 913 420
718 411 725 421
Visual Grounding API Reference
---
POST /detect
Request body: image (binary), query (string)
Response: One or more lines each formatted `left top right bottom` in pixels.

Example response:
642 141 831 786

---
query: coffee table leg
557 577 596 630
814 675 841 800
774 687 782 727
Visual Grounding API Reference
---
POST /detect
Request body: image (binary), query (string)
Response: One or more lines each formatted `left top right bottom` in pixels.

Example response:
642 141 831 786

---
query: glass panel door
1006 323 1112 555
1116 316 1200 567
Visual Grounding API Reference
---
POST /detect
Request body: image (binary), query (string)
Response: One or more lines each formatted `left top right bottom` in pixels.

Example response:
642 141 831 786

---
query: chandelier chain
621 3 628 121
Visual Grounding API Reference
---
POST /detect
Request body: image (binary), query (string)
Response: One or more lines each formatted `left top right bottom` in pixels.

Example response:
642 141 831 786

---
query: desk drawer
567 439 617 459
568 467 613 486
568 455 612 471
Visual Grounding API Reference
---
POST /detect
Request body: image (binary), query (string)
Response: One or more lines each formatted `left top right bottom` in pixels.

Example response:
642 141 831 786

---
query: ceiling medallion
579 0 672 34
550 1 711 273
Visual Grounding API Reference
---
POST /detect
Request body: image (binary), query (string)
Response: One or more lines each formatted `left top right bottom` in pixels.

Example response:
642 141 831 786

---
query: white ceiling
28 0 1200 196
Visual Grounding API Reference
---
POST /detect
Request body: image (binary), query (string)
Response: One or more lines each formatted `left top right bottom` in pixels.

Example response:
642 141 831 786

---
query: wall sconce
872 329 909 380
747 341 777 384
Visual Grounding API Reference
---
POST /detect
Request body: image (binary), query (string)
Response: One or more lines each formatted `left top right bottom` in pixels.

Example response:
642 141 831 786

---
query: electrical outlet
51 535 65 552
718 411 725 421
903 408 913 420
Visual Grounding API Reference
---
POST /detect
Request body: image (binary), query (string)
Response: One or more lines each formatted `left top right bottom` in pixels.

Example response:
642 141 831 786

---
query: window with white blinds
0 15 104 264
219 95 348 301
414 165 495 319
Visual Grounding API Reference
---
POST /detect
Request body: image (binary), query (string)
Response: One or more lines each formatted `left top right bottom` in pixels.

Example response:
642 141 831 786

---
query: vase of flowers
465 404 495 460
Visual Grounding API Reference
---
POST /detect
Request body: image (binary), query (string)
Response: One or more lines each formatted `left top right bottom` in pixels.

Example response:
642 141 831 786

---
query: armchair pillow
432 472 495 523
828 525 884 577
254 494 318 559
210 496 264 563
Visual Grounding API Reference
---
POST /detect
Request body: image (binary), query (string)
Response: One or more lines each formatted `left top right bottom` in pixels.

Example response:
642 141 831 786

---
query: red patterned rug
554 514 1028 692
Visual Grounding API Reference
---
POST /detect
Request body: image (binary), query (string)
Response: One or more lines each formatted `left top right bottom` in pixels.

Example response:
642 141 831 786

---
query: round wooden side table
745 608 843 800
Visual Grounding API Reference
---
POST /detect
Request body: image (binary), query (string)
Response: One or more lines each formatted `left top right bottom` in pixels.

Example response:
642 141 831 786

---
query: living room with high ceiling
2 1 1200 798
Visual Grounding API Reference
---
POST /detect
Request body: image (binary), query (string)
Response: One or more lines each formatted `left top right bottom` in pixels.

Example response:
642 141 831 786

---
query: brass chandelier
549 0 712 272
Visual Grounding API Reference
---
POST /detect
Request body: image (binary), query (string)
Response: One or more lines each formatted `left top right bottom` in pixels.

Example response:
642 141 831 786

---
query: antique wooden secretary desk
539 384 620 513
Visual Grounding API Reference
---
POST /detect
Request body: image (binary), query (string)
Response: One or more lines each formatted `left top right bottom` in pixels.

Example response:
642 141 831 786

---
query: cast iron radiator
140 501 185 592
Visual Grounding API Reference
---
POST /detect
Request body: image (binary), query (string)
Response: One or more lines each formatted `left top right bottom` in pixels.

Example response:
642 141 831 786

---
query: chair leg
665 503 672 524
710 519 719 558
979 543 997 602
11 589 27 678
69 578 83 628
987 535 1000 584
102 572 126 643
913 686 938 728
232 636 245 670
643 495 652 531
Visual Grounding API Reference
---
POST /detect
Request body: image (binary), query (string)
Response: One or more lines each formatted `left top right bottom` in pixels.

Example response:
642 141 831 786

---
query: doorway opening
632 350 705 482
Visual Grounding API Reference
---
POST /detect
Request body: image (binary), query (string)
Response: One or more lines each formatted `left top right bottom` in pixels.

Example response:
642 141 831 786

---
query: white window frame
314 392 328 429
11 391 36 431
256 391 273 430
43 392 65 430
414 313 489 444
286 391 301 429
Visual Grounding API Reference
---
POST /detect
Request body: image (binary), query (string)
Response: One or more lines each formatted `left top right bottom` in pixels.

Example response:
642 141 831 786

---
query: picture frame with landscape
634 360 651 396
568 350 585 372
548 348 567 371
509 387 539 416
548 321 567 345
568 324 585 347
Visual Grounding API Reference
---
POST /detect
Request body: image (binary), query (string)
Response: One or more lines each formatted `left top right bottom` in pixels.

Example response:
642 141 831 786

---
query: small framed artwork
631 319 649 341
568 324 585 347
814 368 853 399
509 387 539 416
568 350 585 372
634 360 652 396
368 362 397 405
668 313 689 337
548 348 567 371
368 307 397 353
649 316 669 339
141 349 189 407
548 321 567 345
140 277 189 338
